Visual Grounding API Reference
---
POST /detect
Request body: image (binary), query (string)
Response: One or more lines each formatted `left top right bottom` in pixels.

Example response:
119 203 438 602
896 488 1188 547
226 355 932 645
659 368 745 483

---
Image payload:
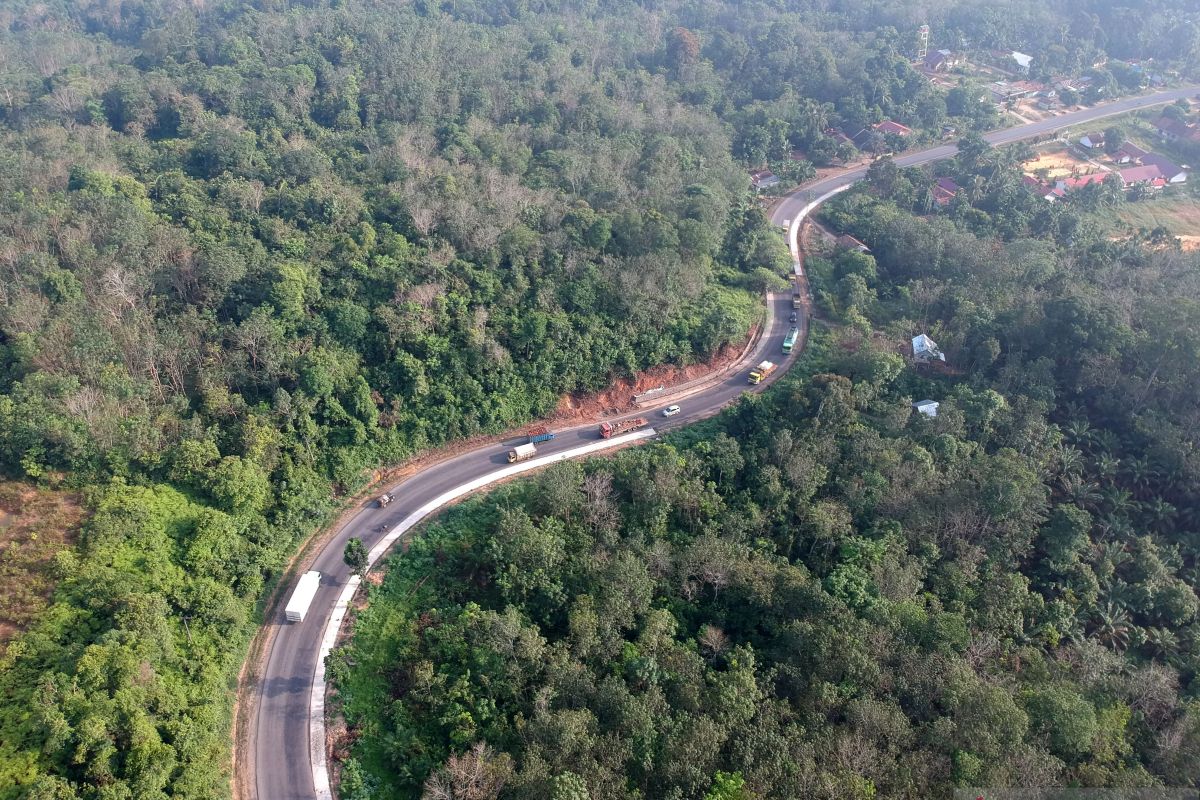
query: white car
662 405 681 417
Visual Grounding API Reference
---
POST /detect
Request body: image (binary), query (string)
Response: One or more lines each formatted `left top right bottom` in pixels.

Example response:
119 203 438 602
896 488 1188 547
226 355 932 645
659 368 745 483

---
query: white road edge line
787 183 853 266
309 427 659 799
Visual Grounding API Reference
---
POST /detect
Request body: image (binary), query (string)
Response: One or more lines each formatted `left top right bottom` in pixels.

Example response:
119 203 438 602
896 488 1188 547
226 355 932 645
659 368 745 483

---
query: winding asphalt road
249 292 798 800
244 85 1196 800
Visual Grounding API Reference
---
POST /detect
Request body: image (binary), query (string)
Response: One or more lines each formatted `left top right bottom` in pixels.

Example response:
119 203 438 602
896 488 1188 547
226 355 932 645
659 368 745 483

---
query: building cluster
1023 133 1188 201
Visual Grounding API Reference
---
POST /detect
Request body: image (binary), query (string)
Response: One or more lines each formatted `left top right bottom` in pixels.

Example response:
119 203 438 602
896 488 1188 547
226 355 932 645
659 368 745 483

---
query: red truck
599 418 648 438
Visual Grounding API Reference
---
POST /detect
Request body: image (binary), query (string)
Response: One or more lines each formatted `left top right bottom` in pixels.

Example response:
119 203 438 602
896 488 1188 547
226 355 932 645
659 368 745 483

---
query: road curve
249 291 799 800
245 85 1196 800
770 85 1200 231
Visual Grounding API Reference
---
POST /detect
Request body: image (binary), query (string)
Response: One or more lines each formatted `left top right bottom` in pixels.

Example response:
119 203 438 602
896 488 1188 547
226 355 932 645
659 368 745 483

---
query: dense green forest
331 140 1200 797
0 0 1199 797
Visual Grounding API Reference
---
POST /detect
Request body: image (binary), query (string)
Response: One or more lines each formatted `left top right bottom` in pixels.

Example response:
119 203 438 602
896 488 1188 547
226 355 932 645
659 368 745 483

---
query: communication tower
917 24 929 61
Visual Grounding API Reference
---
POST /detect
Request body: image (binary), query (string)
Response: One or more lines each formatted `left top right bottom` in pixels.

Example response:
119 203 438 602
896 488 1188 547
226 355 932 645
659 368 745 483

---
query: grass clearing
0 483 85 653
1103 195 1200 235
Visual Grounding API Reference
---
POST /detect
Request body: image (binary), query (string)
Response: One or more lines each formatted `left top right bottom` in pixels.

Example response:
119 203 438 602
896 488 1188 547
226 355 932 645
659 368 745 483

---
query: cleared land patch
1023 148 1105 179
0 483 84 652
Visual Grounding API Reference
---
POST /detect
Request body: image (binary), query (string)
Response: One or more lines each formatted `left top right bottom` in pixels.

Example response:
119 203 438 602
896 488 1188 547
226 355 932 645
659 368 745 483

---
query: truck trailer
508 443 538 463
285 571 322 623
526 426 556 444
599 418 648 438
748 360 776 385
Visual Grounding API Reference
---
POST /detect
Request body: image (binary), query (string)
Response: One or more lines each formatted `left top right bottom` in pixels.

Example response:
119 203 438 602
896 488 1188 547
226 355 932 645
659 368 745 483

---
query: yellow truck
748 360 776 385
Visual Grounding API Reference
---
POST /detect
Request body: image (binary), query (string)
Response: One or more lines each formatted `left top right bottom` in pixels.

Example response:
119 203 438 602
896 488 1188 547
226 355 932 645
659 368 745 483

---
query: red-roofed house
1055 173 1110 191
875 120 913 137
1152 116 1200 143
1140 153 1187 183
932 177 960 206
1023 175 1061 202
1115 141 1150 164
1118 164 1165 187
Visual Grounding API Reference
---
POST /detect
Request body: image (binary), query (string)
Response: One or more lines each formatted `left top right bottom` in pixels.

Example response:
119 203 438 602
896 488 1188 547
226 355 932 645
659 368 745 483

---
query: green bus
783 327 799 354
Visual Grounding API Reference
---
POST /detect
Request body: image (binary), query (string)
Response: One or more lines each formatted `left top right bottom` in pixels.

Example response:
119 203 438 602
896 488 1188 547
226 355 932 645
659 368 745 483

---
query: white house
912 334 946 363
1078 132 1105 150
913 400 940 418
751 170 781 191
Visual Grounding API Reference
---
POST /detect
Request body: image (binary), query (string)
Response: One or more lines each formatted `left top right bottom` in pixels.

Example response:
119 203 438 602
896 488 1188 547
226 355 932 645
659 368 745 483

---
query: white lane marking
310 428 658 799
787 183 853 266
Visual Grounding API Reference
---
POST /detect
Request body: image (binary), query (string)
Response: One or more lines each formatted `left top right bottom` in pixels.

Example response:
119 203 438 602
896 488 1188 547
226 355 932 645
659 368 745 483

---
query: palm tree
1122 457 1158 499
1100 486 1134 518
1091 602 1133 651
1095 514 1134 543
1139 497 1177 530
1054 444 1085 477
1144 627 1180 662
1092 429 1121 456
1063 418 1093 448
1059 473 1102 509
1094 452 1121 480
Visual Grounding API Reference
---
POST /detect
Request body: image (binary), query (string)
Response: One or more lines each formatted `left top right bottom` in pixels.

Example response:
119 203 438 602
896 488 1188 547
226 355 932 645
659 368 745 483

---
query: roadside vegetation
0 0 1198 797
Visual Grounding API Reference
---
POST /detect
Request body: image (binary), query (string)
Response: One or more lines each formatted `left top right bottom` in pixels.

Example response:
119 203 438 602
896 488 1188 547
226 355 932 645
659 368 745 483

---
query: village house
875 120 914 137
1114 141 1150 164
932 177 960 206
1023 175 1062 202
850 120 911 153
750 170 780 191
913 400 940 418
1141 153 1188 183
1078 132 1105 150
923 49 961 73
1152 116 1200 144
989 80 1042 104
1011 51 1033 73
1118 164 1167 189
1054 173 1110 192
824 127 855 148
912 334 946 363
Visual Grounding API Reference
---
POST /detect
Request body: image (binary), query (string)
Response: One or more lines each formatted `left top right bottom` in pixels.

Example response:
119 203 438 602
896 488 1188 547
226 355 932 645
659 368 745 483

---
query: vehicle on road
748 360 776 385
662 405 681 417
599 418 648 438
789 312 798 323
783 327 799 355
377 492 393 507
508 443 538 463
284 571 321 623
526 426 556 444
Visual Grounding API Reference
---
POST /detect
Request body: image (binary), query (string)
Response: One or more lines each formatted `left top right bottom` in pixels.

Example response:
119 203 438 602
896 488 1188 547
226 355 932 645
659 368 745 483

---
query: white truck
285 570 322 623
507 443 537 463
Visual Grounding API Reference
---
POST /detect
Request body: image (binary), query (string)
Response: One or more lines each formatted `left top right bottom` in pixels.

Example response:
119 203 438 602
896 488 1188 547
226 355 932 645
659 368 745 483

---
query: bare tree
422 742 513 800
